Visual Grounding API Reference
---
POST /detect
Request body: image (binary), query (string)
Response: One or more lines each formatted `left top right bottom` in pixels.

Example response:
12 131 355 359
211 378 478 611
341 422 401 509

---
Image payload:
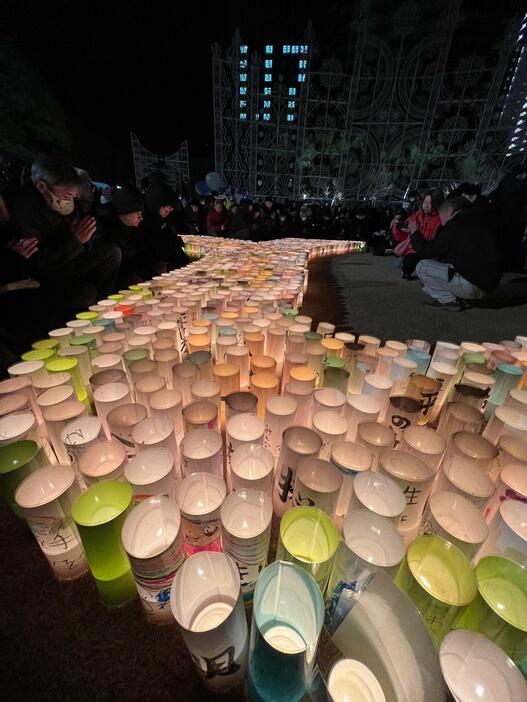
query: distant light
265 45 273 54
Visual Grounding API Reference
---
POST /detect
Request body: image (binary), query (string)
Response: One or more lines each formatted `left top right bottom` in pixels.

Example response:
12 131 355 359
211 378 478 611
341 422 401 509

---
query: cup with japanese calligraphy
248 561 324 702
419 491 489 559
175 472 226 555
106 402 148 459
325 510 406 633
348 470 406 524
452 556 527 671
71 480 136 606
273 426 323 517
221 488 273 602
385 395 422 445
170 551 248 692
292 457 342 517
379 449 435 529
121 495 185 624
406 374 441 425
276 505 340 592
60 416 102 486
230 444 274 497
395 535 477 648
15 464 88 579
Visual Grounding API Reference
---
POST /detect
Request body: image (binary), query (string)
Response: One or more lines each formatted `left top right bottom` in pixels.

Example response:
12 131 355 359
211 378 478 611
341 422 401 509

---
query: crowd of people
1 153 526 368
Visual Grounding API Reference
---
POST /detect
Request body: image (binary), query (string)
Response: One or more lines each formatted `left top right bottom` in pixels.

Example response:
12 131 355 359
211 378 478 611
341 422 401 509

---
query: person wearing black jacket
142 183 188 270
410 194 501 311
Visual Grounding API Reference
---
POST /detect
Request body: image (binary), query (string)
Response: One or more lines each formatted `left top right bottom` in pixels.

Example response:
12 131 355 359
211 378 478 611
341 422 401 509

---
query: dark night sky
2 0 524 184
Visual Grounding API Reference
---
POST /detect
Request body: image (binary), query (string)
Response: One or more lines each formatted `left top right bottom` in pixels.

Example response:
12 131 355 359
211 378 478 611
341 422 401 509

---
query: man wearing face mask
11 157 121 311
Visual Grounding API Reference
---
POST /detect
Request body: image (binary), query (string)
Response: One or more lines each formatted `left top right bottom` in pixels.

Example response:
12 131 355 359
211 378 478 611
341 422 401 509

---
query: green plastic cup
46 357 88 406
108 294 125 303
71 480 136 606
70 334 97 355
276 506 340 593
32 339 60 354
21 348 54 363
453 556 527 668
76 311 99 322
0 440 46 516
395 535 477 648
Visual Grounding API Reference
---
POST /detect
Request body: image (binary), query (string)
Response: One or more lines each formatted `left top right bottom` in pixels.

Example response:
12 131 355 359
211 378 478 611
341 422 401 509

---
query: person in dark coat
142 183 188 270
410 194 501 311
489 168 527 271
10 157 121 311
183 200 206 234
229 200 253 239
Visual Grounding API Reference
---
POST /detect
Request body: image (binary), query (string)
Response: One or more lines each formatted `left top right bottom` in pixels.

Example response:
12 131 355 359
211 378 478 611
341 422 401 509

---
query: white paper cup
419 491 489 558
121 495 184 623
292 457 343 516
170 551 248 691
0 412 36 446
348 470 406 523
379 449 435 528
436 401 483 446
312 410 349 461
60 416 102 487
42 401 87 464
399 425 446 473
313 387 346 415
124 447 174 501
180 428 223 478
93 382 131 440
483 406 527 446
220 488 273 600
356 421 395 471
226 413 265 484
79 440 126 485
132 415 178 467
175 472 226 555
484 462 527 522
273 426 323 516
328 658 386 702
344 394 382 442
230 444 274 497
436 458 496 511
440 630 527 702
14 464 88 580
474 499 527 566
330 440 374 519
263 395 297 466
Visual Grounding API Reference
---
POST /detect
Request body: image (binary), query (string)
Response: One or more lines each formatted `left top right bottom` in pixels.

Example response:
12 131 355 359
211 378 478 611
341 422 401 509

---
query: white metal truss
130 133 190 192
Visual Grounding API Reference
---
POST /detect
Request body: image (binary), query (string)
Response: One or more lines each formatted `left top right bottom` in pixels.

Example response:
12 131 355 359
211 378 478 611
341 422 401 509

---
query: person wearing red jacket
206 200 227 235
391 188 444 279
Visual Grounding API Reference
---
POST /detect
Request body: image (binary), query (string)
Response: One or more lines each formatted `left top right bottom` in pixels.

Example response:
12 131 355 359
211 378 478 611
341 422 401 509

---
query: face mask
43 185 75 215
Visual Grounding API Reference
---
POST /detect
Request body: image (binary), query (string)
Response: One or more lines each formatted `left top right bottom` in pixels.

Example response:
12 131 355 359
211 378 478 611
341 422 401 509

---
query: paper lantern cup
395 535 477 648
330 440 373 518
326 510 406 632
329 571 445 700
453 556 527 668
312 410 348 460
106 403 148 458
440 629 527 702
250 372 279 419
327 659 386 702
79 440 126 485
248 561 324 702
182 400 218 434
399 425 446 473
274 426 323 516
225 391 258 421
93 382 131 439
132 415 178 463
344 394 382 442
121 495 185 623
276 505 340 592
0 412 36 447
379 449 435 528
420 491 489 558
124 447 174 502
485 461 527 522
356 421 395 470
180 428 223 478
220 488 273 600
230 444 274 497
0 440 46 516
348 470 406 523
292 457 342 517
42 400 87 464
71 480 136 606
148 388 184 441
385 395 422 444
313 387 346 415
175 472 226 555
170 552 248 692
15 464 88 579
60 416 102 487
475 499 527 566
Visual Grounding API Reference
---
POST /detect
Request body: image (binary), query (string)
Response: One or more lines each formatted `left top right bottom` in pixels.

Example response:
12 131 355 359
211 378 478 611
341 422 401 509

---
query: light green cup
32 339 60 354
71 480 136 606
453 556 527 671
0 440 46 516
276 506 340 593
395 535 477 648
21 348 54 363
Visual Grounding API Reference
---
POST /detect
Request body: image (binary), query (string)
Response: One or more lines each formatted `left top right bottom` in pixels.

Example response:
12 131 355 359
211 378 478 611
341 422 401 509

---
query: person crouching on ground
410 194 502 311
391 189 444 280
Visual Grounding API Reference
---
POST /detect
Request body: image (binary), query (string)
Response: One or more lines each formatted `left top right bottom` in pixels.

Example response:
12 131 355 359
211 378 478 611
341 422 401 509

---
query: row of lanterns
0 234 526 701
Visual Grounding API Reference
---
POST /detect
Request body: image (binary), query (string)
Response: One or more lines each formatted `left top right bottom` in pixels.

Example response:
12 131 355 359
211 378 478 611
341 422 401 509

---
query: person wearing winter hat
142 183 188 271
98 185 147 285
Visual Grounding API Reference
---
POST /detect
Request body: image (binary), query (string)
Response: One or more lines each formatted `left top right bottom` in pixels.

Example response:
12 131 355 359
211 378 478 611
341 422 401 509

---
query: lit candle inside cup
124 447 174 502
175 472 226 555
